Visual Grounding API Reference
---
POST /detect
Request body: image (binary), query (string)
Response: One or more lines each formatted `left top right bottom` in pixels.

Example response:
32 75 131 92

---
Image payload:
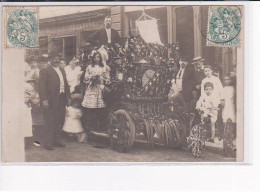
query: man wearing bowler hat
39 52 71 150
174 56 197 116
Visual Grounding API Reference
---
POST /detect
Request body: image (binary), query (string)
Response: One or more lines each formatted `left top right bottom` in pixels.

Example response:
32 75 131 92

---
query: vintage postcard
1 4 244 163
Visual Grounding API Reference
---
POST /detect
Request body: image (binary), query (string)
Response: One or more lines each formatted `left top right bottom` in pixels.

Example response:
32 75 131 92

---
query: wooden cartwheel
109 109 136 152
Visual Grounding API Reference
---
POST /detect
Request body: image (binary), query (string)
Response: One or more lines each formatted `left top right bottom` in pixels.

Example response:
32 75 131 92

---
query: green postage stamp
4 7 39 48
207 6 242 47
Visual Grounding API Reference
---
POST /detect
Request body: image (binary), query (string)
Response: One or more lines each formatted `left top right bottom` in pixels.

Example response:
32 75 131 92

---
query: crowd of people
168 56 236 143
23 15 236 151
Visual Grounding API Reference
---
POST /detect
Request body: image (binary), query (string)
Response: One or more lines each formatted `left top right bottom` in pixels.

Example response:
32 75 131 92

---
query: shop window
52 38 63 56
64 36 76 64
176 6 194 63
51 36 76 64
39 36 48 55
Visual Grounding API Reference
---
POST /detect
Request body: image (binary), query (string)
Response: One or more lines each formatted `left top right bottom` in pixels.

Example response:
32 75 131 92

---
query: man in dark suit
174 57 197 115
192 56 206 98
39 52 71 150
87 16 121 47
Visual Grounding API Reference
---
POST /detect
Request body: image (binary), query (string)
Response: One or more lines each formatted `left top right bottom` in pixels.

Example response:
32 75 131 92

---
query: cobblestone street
25 135 235 162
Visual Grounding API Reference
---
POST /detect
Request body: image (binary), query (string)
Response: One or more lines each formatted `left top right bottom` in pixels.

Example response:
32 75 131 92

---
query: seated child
63 94 86 143
196 82 219 142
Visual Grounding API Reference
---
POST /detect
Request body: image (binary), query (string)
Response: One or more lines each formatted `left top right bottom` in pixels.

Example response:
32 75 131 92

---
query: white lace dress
81 65 110 108
63 106 84 133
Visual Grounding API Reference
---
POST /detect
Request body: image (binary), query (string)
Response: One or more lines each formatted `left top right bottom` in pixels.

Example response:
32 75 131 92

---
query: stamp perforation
3 6 39 49
206 6 243 48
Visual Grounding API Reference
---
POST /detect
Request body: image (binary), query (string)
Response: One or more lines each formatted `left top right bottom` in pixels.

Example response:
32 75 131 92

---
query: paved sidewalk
25 135 235 163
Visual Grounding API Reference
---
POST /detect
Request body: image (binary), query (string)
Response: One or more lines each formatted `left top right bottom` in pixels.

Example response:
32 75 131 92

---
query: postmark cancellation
207 6 242 47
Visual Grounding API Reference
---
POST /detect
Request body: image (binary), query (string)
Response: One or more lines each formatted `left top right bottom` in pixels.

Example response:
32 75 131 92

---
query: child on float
201 65 224 107
196 82 219 142
63 94 86 143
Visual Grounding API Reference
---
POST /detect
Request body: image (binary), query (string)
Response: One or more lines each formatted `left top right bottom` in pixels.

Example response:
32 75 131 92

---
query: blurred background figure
65 58 83 94
25 55 38 77
59 58 67 69
63 94 86 143
222 75 236 157
24 74 45 147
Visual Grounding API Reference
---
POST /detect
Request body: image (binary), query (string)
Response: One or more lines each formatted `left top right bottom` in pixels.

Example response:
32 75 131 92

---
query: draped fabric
136 19 163 45
98 46 109 66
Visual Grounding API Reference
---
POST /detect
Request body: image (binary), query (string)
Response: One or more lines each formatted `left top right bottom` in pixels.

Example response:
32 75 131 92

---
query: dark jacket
87 28 121 47
175 64 197 102
195 68 206 86
39 64 70 108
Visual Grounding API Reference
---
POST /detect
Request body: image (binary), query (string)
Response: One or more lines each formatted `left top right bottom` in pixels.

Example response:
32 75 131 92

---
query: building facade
26 5 239 78
119 5 238 77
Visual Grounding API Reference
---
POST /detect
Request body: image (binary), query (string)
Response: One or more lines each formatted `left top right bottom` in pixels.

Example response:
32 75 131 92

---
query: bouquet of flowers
89 74 101 87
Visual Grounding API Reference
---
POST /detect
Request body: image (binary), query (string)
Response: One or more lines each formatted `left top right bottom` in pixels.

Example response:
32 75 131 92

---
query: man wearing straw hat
192 56 206 97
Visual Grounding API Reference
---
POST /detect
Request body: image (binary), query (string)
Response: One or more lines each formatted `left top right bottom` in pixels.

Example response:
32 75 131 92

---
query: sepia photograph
2 5 244 163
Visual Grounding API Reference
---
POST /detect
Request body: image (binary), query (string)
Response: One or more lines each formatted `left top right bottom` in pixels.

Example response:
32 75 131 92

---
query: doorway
176 6 194 63
64 36 76 64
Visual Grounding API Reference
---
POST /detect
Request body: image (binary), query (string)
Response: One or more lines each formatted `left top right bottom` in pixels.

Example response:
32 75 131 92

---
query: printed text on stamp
6 8 39 48
207 6 242 47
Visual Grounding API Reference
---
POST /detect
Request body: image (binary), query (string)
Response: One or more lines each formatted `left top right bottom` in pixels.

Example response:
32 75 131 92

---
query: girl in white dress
81 51 110 133
63 94 86 143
